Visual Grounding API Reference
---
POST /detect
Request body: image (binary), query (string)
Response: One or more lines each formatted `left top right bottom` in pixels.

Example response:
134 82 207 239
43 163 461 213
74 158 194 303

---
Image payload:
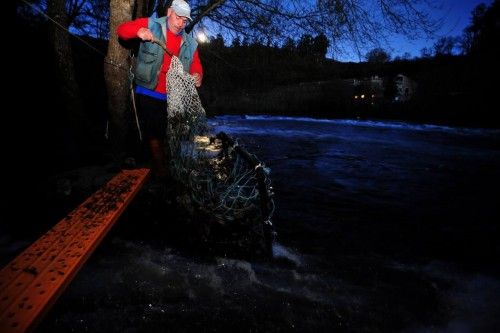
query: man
117 0 203 177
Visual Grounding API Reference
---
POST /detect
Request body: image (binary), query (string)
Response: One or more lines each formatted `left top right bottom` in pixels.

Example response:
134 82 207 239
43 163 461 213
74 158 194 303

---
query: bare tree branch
184 0 443 60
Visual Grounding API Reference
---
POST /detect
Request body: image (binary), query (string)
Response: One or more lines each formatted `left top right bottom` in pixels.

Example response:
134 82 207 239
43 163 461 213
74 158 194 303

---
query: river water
18 116 500 331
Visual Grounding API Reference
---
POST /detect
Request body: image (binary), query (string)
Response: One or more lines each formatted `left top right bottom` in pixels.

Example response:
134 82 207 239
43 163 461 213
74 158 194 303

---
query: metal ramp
0 168 150 333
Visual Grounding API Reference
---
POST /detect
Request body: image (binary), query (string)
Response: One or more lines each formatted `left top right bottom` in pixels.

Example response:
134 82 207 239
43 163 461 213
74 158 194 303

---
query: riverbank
202 82 499 130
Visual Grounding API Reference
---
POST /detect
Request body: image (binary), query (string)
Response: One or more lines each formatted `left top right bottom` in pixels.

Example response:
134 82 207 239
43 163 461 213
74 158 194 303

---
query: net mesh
164 56 275 255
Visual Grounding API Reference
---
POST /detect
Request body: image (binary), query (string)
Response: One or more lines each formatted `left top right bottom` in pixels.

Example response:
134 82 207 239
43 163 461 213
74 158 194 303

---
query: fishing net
164 56 275 256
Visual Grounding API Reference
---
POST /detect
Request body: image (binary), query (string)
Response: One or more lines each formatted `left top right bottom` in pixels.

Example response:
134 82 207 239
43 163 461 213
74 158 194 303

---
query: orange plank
0 168 150 333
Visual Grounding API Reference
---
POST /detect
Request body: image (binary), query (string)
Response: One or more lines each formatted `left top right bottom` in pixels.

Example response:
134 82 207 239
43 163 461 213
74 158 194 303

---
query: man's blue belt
135 85 167 101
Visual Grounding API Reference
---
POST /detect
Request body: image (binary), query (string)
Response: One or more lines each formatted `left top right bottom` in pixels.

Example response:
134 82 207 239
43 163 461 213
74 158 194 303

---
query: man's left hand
192 73 202 87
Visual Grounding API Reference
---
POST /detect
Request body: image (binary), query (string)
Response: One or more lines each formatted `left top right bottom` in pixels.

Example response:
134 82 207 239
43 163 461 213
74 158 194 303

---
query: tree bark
47 0 89 144
133 0 148 18
104 0 133 159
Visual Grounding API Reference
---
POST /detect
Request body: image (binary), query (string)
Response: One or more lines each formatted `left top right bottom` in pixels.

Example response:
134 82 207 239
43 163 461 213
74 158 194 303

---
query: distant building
345 74 417 106
352 75 384 105
394 74 417 102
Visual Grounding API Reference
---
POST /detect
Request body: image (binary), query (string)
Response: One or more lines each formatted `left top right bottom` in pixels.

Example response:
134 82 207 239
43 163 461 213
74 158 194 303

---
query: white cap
171 0 192 20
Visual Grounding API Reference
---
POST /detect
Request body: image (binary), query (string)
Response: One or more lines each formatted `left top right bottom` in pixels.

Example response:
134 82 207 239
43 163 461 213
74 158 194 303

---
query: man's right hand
137 27 154 41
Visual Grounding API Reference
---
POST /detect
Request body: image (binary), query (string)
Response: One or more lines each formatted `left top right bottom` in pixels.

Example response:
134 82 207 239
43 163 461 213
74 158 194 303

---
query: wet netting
164 56 275 256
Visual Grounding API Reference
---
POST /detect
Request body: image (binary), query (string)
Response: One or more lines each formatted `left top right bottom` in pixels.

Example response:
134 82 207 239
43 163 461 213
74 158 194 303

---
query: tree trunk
104 0 133 159
47 0 89 147
133 0 148 18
